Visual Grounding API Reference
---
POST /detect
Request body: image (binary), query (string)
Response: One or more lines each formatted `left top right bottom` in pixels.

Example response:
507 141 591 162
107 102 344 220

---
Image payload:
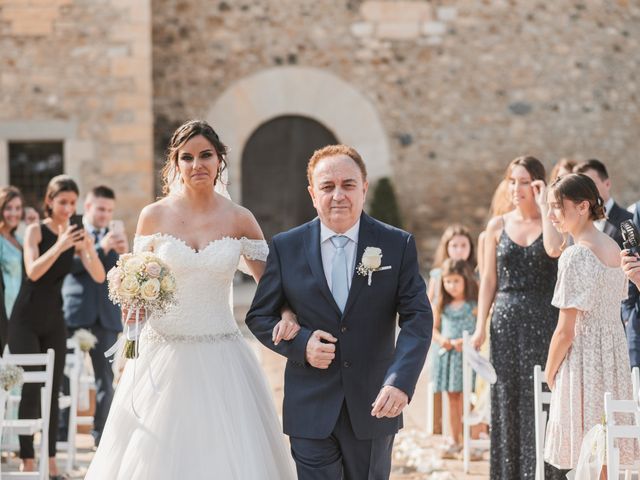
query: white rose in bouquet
140 278 161 301
119 275 140 298
362 247 382 269
124 256 145 275
107 267 122 289
160 274 176 293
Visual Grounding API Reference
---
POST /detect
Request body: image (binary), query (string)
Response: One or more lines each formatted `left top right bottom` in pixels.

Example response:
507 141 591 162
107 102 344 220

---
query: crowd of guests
429 156 640 478
0 177 127 479
0 155 638 479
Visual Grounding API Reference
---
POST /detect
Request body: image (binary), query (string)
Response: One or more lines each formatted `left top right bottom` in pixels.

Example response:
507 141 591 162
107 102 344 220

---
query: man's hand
305 330 337 369
101 232 129 255
621 250 640 289
272 310 300 345
371 385 409 419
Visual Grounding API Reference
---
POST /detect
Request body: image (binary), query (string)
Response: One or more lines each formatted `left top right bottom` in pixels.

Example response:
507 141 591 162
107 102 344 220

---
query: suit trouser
627 317 640 369
61 324 118 442
290 402 394 480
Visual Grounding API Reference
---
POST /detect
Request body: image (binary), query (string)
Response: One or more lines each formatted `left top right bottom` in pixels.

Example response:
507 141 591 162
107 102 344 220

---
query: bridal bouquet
107 252 177 358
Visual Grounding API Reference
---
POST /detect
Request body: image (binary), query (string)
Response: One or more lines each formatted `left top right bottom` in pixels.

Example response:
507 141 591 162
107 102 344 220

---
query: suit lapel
304 219 342 316
342 213 379 319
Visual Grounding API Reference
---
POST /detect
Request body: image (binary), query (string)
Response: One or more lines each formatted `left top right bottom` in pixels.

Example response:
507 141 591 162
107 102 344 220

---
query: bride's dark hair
549 173 606 221
161 120 229 196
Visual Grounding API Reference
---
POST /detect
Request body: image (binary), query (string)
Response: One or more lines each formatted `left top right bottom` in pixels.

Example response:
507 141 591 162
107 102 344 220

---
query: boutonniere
356 247 392 286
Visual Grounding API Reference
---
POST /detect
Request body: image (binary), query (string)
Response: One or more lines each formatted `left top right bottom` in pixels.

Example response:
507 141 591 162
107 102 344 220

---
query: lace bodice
552 244 627 333
133 233 268 339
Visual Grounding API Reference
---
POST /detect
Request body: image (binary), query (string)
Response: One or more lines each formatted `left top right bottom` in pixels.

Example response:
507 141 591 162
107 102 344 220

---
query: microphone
621 219 639 256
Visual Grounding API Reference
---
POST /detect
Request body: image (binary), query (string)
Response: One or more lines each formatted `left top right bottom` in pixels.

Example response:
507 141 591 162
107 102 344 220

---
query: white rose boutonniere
356 246 392 286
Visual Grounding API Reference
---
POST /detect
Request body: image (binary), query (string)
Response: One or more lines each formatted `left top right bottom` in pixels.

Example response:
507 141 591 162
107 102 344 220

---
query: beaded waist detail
141 327 242 344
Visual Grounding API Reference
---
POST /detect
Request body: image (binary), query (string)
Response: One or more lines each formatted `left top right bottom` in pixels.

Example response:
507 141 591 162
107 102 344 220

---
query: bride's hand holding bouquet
107 251 177 358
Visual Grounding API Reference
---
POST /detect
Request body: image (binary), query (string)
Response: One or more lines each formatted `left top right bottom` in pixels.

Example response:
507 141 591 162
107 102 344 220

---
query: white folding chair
425 349 449 437
0 349 55 480
0 387 8 451
604 391 640 480
462 331 489 473
55 338 84 473
632 367 640 403
533 365 552 480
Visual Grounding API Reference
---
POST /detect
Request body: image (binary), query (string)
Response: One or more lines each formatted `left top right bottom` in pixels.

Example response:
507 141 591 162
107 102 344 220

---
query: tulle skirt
85 332 296 479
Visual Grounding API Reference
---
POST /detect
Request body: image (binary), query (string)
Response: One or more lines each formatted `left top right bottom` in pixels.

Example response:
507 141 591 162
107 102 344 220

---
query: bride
85 120 299 479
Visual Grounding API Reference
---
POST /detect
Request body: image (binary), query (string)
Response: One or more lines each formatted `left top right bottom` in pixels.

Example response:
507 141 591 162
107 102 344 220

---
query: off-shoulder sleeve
551 246 598 311
237 238 269 275
240 238 268 262
133 234 156 253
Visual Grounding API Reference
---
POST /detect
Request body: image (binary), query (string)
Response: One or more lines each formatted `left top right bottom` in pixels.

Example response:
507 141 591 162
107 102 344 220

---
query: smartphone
109 219 125 235
69 214 85 240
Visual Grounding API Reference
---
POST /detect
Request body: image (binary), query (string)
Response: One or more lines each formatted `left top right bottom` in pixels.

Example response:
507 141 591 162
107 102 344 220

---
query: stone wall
0 0 154 235
2 1 638 262
152 0 640 261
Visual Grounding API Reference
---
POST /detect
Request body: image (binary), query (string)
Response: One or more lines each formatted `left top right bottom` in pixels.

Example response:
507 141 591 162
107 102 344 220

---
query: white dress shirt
320 220 360 291
594 197 614 232
83 218 106 242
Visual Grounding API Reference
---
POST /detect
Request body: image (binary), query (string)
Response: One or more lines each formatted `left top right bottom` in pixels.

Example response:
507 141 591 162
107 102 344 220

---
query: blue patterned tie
330 235 350 312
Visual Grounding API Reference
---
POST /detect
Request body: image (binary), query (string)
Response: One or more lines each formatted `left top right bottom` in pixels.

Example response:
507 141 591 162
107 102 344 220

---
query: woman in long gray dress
471 156 563 479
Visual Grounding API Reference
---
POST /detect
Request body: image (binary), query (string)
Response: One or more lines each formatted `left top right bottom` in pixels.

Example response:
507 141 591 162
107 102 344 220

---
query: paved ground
1 281 490 479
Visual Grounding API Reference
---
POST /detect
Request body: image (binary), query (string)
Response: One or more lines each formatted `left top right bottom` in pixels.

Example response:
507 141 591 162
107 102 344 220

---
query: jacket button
343 361 351 368
341 326 348 333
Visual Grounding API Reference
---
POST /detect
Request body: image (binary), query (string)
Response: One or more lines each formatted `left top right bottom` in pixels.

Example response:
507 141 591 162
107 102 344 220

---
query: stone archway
242 115 338 240
207 66 391 204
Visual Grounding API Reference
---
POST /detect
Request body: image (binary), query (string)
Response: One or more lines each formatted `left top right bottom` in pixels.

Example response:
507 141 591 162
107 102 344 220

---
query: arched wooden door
241 115 338 240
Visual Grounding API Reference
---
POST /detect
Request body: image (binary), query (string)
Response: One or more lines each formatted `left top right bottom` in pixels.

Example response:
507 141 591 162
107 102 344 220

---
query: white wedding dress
85 233 296 479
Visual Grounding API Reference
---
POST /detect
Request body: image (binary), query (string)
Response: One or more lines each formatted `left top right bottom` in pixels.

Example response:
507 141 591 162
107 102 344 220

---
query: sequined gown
490 230 562 480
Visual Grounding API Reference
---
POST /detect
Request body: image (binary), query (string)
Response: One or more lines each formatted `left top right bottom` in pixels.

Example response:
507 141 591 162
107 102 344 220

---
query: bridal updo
549 173 606 221
160 120 229 196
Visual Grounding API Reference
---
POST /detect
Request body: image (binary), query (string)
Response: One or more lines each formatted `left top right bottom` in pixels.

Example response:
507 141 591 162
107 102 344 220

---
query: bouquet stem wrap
123 308 143 359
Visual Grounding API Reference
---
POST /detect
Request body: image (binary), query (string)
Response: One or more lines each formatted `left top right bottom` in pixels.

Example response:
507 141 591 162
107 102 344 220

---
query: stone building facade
2 0 639 261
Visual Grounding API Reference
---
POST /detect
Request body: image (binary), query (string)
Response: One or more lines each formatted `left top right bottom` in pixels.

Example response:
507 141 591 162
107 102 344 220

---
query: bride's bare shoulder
137 198 174 235
228 202 263 240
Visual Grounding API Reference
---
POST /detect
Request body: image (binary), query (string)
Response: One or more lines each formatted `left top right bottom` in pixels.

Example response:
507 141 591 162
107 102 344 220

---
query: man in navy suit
246 145 432 479
62 185 128 447
574 159 633 248
623 203 640 367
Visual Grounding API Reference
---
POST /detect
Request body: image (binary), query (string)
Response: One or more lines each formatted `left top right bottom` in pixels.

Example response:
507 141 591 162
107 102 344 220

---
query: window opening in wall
8 141 64 213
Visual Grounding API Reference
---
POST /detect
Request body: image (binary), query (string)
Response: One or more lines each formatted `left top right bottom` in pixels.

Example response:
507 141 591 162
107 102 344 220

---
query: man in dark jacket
574 159 632 247
62 186 128 447
622 202 640 367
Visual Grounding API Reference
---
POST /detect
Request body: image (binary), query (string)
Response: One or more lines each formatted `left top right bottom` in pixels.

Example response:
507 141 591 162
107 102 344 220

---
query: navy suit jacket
245 213 432 440
624 202 640 367
603 202 633 248
62 240 122 332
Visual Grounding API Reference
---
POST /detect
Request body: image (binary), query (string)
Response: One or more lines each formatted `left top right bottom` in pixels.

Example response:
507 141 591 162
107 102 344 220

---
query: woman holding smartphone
9 175 105 478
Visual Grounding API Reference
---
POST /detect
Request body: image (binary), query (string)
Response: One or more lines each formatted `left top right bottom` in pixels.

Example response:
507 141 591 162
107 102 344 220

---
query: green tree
369 177 403 228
